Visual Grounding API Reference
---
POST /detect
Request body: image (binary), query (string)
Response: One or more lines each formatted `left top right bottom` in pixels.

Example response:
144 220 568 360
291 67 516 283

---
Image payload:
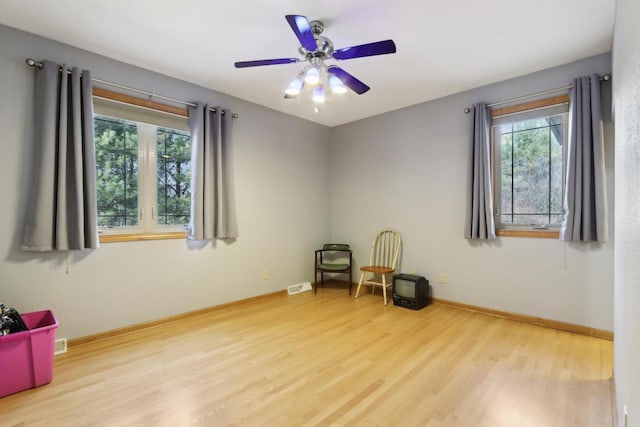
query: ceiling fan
234 14 397 105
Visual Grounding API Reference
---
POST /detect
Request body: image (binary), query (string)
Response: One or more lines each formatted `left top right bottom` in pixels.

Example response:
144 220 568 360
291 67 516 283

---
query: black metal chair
314 244 353 295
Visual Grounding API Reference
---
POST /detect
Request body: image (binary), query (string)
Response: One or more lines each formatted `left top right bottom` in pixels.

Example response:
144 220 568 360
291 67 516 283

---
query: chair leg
382 274 388 305
355 272 365 298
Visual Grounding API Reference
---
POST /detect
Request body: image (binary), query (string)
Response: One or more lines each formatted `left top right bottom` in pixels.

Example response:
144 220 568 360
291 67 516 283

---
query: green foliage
157 128 191 226
94 116 191 229
498 114 564 225
95 116 138 227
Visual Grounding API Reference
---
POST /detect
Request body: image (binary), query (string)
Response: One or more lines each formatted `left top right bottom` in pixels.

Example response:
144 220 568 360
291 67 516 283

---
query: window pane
499 214 513 225
512 214 549 225
513 117 550 132
157 128 191 226
94 116 138 227
500 131 513 221
493 109 567 227
549 121 564 215
512 126 549 216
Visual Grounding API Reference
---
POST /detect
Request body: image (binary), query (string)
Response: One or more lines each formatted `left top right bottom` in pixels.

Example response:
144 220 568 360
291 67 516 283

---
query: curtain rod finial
25 58 44 69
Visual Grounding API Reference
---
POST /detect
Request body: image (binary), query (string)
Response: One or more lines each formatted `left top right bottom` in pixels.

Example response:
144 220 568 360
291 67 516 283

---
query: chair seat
319 263 350 271
360 266 395 274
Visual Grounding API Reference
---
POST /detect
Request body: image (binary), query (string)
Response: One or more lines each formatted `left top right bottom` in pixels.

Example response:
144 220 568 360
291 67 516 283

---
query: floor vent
287 282 312 295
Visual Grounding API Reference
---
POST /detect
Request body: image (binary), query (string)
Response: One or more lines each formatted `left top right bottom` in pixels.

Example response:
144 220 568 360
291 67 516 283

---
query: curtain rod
463 73 611 113
25 58 238 119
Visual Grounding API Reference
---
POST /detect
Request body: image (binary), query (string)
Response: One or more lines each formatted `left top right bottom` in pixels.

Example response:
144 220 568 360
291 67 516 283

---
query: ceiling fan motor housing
298 20 334 61
310 20 325 35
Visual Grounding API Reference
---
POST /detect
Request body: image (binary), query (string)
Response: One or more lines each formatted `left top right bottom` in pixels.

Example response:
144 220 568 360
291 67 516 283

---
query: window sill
99 231 187 243
497 229 559 239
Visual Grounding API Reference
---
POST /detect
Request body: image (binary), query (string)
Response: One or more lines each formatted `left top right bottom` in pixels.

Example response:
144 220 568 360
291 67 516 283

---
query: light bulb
284 77 303 97
312 86 325 103
329 75 347 94
305 67 320 85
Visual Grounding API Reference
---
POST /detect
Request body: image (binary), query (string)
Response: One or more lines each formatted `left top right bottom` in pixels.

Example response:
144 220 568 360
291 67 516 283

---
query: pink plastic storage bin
0 310 58 398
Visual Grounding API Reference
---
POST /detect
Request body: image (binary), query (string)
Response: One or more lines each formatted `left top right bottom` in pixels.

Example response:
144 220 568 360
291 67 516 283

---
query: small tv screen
394 279 416 299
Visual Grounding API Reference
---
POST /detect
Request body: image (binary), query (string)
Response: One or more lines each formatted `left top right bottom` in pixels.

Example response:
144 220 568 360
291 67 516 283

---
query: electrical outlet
263 270 269 280
439 273 447 284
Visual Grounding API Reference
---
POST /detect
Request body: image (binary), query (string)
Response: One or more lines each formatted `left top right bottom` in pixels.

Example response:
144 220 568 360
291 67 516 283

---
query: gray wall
613 0 640 423
330 53 614 331
0 23 617 348
0 25 332 339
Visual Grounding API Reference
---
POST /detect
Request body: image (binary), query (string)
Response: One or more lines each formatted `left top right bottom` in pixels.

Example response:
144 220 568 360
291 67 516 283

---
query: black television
392 274 431 310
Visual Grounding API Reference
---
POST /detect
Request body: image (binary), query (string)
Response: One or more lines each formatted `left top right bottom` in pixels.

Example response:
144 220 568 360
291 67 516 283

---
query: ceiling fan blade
333 39 397 60
285 15 317 52
327 66 370 95
234 58 300 68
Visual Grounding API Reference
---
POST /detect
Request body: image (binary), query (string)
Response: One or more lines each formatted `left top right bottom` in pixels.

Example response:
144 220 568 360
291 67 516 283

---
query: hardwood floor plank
0 289 613 426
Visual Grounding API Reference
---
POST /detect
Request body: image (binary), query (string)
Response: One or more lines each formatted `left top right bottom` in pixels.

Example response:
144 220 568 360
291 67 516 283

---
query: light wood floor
0 286 613 427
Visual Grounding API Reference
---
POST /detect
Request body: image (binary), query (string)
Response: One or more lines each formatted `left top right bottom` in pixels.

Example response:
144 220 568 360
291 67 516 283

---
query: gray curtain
464 102 496 240
23 61 98 251
560 75 608 242
188 103 238 240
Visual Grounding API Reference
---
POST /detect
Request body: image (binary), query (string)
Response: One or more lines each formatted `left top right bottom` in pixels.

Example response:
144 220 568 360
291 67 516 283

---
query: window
491 96 569 232
93 95 191 239
94 115 139 228
156 127 191 226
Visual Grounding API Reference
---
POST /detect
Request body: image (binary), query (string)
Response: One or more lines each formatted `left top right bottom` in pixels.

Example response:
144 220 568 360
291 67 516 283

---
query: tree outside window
492 100 568 229
94 114 190 233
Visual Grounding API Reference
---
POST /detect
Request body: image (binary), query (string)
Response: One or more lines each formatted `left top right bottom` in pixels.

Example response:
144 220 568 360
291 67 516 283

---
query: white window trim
93 92 191 240
490 96 569 233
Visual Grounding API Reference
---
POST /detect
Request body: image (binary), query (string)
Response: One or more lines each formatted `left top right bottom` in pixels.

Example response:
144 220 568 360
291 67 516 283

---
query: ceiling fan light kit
329 75 348 94
304 65 321 85
312 86 325 103
285 76 304 97
234 14 397 111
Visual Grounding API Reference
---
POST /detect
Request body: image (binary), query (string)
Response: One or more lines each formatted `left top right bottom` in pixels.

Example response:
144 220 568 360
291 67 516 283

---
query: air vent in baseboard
287 282 312 295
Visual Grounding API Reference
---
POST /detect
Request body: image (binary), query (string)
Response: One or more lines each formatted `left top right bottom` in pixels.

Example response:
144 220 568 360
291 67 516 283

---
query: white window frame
490 95 569 234
139 123 160 233
93 92 191 240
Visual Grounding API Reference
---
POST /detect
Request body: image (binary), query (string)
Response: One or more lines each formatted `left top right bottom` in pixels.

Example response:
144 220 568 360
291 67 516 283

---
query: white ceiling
0 0 614 127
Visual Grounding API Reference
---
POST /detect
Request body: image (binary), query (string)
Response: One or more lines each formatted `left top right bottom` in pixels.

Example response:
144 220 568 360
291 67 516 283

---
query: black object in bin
0 303 29 335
